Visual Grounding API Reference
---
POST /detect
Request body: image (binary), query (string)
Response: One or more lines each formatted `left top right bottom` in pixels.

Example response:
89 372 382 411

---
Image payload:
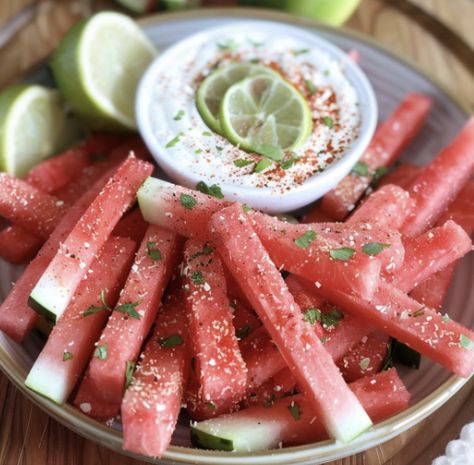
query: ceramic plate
0 8 472 465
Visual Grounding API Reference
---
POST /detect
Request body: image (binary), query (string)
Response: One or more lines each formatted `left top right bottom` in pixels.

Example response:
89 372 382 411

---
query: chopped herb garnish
236 324 252 340
442 313 451 322
248 38 263 47
146 241 162 261
234 159 253 168
242 204 253 213
373 166 389 185
305 80 317 95
303 308 320 325
322 116 334 128
191 270 204 285
254 159 273 173
288 401 301 421
303 307 343 328
207 401 217 411
255 144 284 161
359 357 370 370
216 145 224 151
412 308 425 318
294 48 310 56
189 243 213 261
160 334 183 348
217 39 238 52
264 393 276 408
94 343 108 360
460 334 473 351
362 242 390 256
330 247 355 261
195 149 203 154
180 193 197 210
125 361 136 389
202 131 213 137
323 69 330 76
165 132 184 148
294 230 317 249
83 289 110 317
173 109 185 121
63 351 73 361
281 153 299 170
351 161 370 177
116 301 142 320
196 181 224 199
250 57 261 63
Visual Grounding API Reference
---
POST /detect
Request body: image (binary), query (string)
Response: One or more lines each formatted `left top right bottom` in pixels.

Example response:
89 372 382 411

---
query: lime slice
0 84 69 177
51 12 156 131
220 74 313 155
196 63 281 134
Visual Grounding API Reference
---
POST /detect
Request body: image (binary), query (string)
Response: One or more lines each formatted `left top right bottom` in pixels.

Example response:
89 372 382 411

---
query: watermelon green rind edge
25 358 67 404
137 176 174 225
190 426 235 452
28 293 59 323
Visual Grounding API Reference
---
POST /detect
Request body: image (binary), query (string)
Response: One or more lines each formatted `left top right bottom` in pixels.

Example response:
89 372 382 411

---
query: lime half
196 63 281 134
0 84 69 177
220 74 313 155
51 12 156 131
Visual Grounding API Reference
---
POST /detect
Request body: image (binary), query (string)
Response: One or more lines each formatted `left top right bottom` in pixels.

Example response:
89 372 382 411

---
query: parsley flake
321 309 344 329
294 48 310 56
460 334 473 351
303 308 321 325
254 159 273 173
330 247 355 261
173 109 185 121
351 161 370 177
202 131 213 137
288 401 301 421
116 301 142 320
322 116 334 128
217 39 238 52
412 308 425 318
294 230 317 249
189 243 213 261
195 148 203 154
236 324 252 340
373 166 389 185
191 270 204 285
255 144 284 161
83 289 110 317
234 159 253 168
242 204 253 213
94 344 108 360
442 313 451 322
281 153 299 170
125 361 136 389
305 80 317 95
165 132 184 148
146 241 162 261
160 334 183 348
180 193 197 210
362 242 390 256
196 181 224 199
63 351 73 361
207 401 217 411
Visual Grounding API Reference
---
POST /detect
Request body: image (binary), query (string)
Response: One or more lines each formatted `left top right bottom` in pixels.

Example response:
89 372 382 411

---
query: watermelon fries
0 99 474 459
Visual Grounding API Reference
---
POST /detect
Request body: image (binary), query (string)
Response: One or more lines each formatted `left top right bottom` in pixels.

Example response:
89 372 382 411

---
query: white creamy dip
147 26 361 193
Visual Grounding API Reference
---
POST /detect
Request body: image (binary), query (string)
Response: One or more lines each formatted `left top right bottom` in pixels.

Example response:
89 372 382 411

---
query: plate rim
0 7 472 465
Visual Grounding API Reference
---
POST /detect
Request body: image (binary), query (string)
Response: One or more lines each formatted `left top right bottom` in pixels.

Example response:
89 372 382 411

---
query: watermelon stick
401 117 474 237
209 203 373 444
377 163 421 190
122 287 189 459
183 240 248 413
391 220 472 292
410 180 474 309
29 155 153 322
25 237 135 403
74 225 180 417
0 173 67 239
316 281 474 378
0 166 120 342
138 177 386 300
319 93 432 221
0 226 42 264
191 368 409 452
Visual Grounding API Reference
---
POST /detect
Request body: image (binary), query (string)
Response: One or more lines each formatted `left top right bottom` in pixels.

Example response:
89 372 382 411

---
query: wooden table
0 1 473 464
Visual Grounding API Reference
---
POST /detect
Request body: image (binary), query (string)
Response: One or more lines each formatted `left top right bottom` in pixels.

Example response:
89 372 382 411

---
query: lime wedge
0 84 69 177
51 12 156 131
220 74 313 155
196 63 281 134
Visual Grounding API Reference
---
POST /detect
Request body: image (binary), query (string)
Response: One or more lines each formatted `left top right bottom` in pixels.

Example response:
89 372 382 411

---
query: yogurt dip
137 21 377 212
